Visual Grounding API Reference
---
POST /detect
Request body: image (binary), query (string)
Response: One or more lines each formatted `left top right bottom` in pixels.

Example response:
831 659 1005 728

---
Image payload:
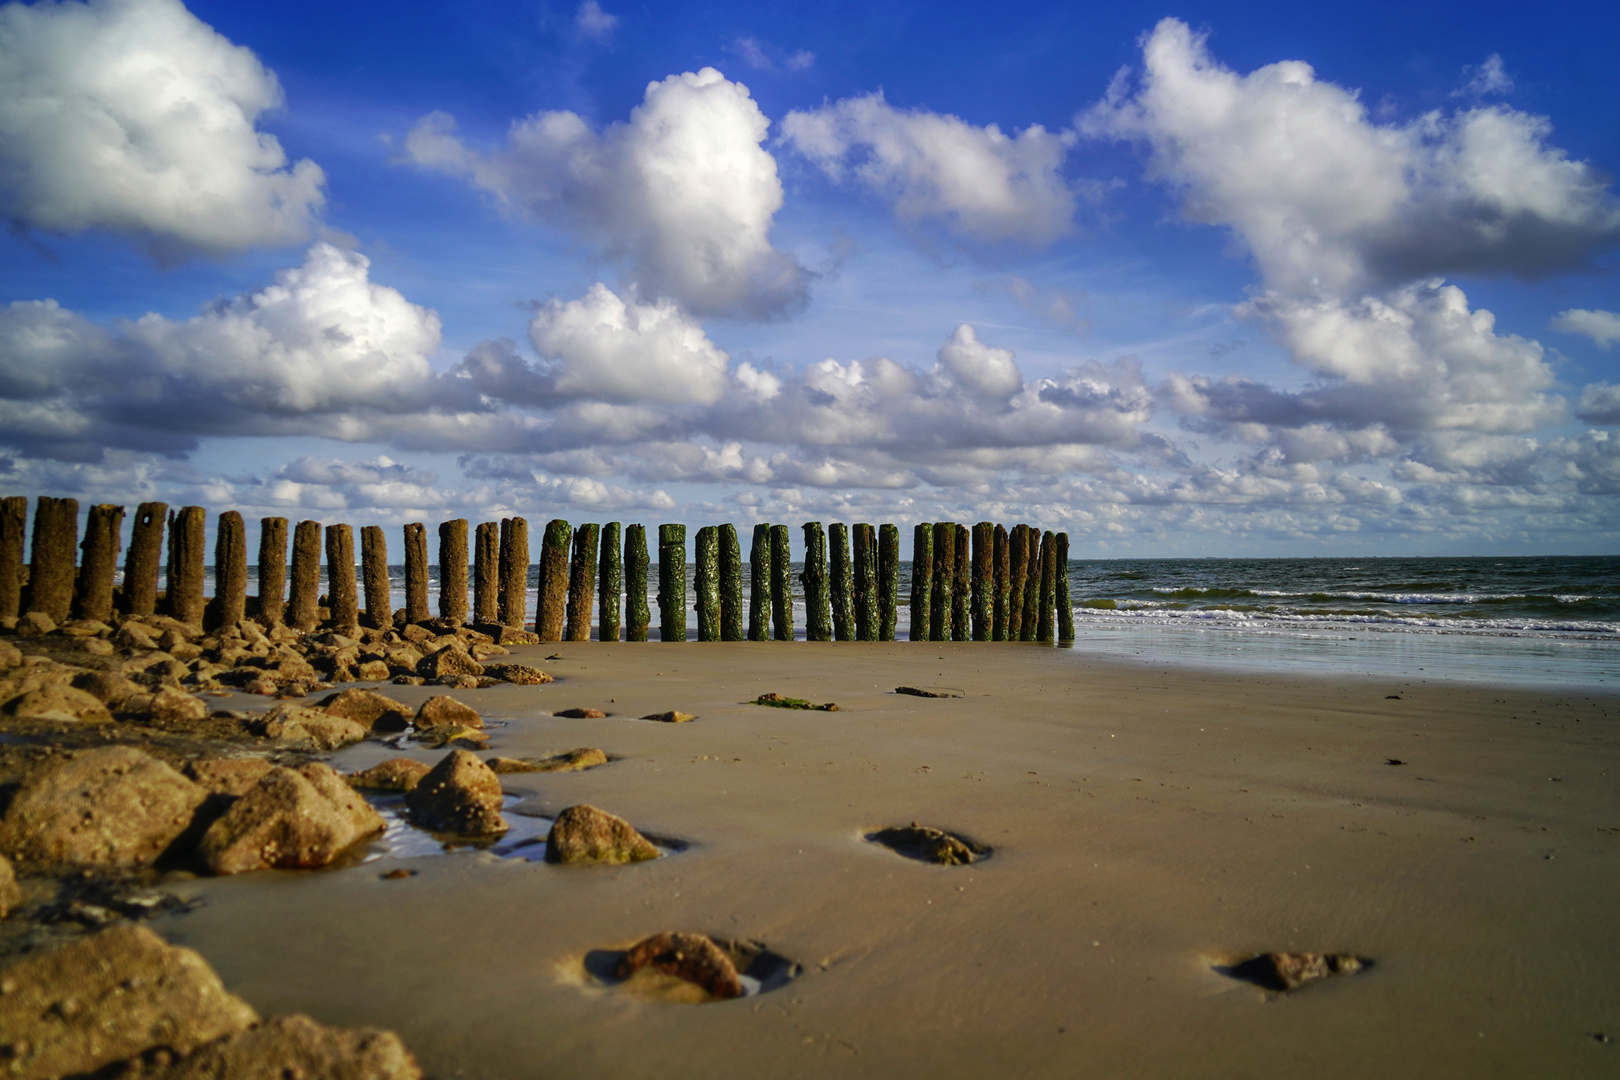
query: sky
1 0 1618 558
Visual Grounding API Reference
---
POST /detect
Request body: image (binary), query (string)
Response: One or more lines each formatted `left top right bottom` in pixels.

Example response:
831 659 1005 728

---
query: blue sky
2 0 1617 556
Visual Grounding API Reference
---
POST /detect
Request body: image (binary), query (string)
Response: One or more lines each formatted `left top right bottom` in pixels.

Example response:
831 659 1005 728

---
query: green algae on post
719 523 743 641
770 524 793 641
801 522 830 641
658 523 687 642
624 524 649 642
910 523 933 641
695 525 720 642
748 523 771 642
566 522 599 642
829 522 853 641
599 521 622 642
878 523 899 641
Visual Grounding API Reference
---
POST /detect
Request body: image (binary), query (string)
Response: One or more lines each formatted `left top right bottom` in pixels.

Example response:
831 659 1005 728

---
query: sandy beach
132 640 1620 1079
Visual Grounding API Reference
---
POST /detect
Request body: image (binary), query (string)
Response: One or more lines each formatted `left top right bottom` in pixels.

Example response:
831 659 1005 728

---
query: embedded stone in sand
641 710 695 723
545 804 660 864
866 822 988 866
487 748 608 773
414 694 482 729
554 707 607 719
585 934 800 1004
894 685 963 699
614 932 743 1000
405 749 507 836
482 663 552 685
751 693 838 711
1218 952 1369 991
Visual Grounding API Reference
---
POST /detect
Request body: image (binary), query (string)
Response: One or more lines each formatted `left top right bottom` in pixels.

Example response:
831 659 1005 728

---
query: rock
491 626 540 645
613 932 743 1000
416 645 484 680
14 611 55 636
641 710 695 723
481 663 551 685
113 621 159 650
554 707 606 719
0 641 20 669
0 924 258 1080
895 685 963 698
354 659 391 681
867 823 986 866
404 749 506 835
545 804 660 865
411 724 488 749
467 642 510 660
184 757 275 798
400 623 435 645
150 1013 423 1080
3 684 115 724
391 674 426 686
78 637 115 656
752 693 838 711
117 686 209 727
487 748 607 774
346 758 433 792
0 852 20 917
196 763 385 875
1225 952 1367 991
434 673 480 690
242 677 280 696
253 703 366 750
0 746 206 868
314 688 411 732
414 694 482 729
71 669 143 706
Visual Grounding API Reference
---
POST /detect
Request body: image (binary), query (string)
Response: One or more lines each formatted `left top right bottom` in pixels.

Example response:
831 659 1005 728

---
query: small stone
486 748 607 774
491 626 540 646
391 674 426 686
355 659 391 681
404 749 506 836
414 695 482 729
1223 952 1368 991
346 758 432 792
314 688 412 732
894 686 962 698
253 703 366 750
554 707 606 719
545 804 660 865
381 869 415 880
78 637 114 656
14 611 55 637
481 663 552 685
434 673 480 690
640 710 695 723
410 724 488 749
868 823 986 866
613 932 743 1000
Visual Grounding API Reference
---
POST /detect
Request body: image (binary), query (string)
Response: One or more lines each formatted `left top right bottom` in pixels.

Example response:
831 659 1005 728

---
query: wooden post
992 524 1009 641
1007 524 1028 640
770 524 793 641
970 522 992 641
325 524 358 629
828 523 853 641
695 525 720 642
438 519 469 624
258 518 288 627
909 524 933 641
1021 526 1043 642
473 522 499 625
1056 531 1074 642
536 519 569 640
25 497 77 623
878 523 899 641
498 517 530 630
748 524 771 642
929 522 953 642
0 496 25 623
77 504 124 623
853 523 877 641
361 525 392 631
403 523 429 624
566 522 599 641
801 522 830 642
599 522 622 642
123 502 166 618
658 524 687 643
288 520 321 631
719 523 743 641
1037 530 1057 643
952 523 970 641
624 524 649 641
212 511 247 630
167 506 206 626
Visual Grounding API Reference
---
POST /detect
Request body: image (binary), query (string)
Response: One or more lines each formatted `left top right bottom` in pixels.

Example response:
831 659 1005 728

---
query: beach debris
641 710 695 723
0 851 20 917
315 688 412 732
1386 758 1406 766
405 749 507 836
253 703 367 751
1385 694 1402 700
545 804 661 865
196 762 385 875
751 693 838 711
382 868 415 880
486 748 607 773
411 724 488 749
347 758 434 792
555 707 607 718
894 686 963 699
414 694 483 729
483 663 553 685
613 932 744 1000
185 757 276 797
867 823 987 866
0 746 205 868
158 1012 423 1080
1218 952 1368 992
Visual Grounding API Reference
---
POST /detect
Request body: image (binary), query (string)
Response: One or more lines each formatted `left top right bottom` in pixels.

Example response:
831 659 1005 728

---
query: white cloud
574 1 616 39
936 324 1023 400
1552 308 1620 347
973 275 1089 331
1575 384 1620 425
1456 54 1513 98
405 68 808 318
782 91 1078 245
724 35 814 73
0 0 324 259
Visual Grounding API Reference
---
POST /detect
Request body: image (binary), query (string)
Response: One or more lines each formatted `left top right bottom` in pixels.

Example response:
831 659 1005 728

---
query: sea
217 555 1619 690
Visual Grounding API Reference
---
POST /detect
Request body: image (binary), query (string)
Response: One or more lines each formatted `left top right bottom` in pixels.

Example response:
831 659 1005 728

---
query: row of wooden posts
0 496 1076 643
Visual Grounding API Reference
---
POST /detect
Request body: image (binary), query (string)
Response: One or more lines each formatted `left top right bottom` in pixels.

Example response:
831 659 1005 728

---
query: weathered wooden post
1037 530 1057 643
719 524 743 641
695 526 720 642
536 519 570 641
566 522 599 641
802 522 830 641
992 524 1010 641
473 522 499 625
211 511 247 630
1056 531 1074 642
438 519 469 624
27 496 79 623
167 506 206 626
77 504 124 624
403 523 429 624
1007 524 1029 640
121 502 165 618
951 524 970 641
853 523 877 641
748 524 771 642
929 522 953 642
878 523 899 641
770 524 793 641
498 517 530 630
910 524 933 641
1021 526 1043 642
658 524 687 642
971 522 993 641
325 524 358 629
599 522 622 642
288 520 321 631
0 496 25 624
258 518 287 627
828 523 853 641
625 524 650 641
361 525 392 631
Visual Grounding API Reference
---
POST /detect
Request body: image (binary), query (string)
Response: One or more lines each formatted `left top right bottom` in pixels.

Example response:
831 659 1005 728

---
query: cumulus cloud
1552 308 1620 347
1456 54 1513 99
782 91 1079 245
936 324 1022 400
0 0 324 258
405 68 808 318
1575 384 1620 425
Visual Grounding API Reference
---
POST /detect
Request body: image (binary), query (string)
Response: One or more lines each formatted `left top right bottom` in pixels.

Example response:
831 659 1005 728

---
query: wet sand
155 641 1620 1079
